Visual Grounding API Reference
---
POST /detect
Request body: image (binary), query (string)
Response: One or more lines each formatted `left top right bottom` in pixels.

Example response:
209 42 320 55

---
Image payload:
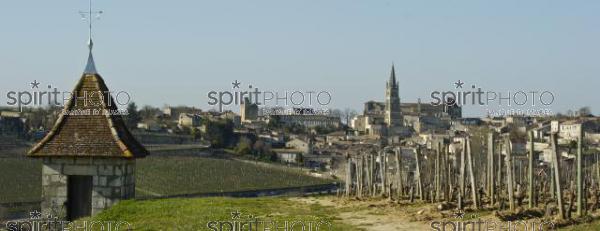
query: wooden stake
577 125 585 216
551 133 565 219
415 147 424 201
506 136 515 211
345 155 352 197
467 137 479 209
488 132 496 207
436 142 441 201
528 130 536 208
381 150 387 197
460 139 466 197
395 148 404 199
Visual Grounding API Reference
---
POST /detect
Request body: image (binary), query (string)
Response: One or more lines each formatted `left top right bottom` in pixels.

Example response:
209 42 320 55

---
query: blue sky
1 1 599 117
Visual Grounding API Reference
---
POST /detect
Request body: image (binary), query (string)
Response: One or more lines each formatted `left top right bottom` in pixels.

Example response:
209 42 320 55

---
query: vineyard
0 157 42 203
135 156 333 197
0 156 333 204
339 128 600 230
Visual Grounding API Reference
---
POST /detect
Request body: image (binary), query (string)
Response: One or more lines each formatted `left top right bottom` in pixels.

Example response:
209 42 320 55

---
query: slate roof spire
84 40 97 74
389 63 397 88
28 0 147 159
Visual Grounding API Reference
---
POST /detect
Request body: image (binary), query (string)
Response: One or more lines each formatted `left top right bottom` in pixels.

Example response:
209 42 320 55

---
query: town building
351 65 460 138
0 111 25 135
178 113 202 128
240 97 259 123
285 137 313 154
268 114 341 129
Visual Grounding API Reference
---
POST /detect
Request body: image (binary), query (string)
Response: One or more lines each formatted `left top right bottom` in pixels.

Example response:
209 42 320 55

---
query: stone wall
41 157 135 219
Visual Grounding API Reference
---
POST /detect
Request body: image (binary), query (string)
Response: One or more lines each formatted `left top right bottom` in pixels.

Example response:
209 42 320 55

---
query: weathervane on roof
79 0 103 74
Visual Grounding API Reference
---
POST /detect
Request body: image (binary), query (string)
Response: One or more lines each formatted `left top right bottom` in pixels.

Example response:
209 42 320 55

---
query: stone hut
27 38 148 220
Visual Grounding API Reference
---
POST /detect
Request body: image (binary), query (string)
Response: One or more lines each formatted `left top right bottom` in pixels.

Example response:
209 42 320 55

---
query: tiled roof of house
28 73 148 158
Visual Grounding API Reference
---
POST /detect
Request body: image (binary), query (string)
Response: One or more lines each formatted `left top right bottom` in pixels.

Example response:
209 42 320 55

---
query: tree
190 127 201 141
139 105 161 120
253 140 266 153
204 119 234 148
314 125 338 135
235 137 253 155
343 108 358 125
578 106 593 117
267 116 281 129
125 102 141 130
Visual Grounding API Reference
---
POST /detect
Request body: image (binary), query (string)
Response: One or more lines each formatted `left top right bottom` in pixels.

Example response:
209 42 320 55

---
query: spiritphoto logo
4 210 132 231
4 80 131 112
429 219 555 231
206 210 332 231
260 107 331 116
430 80 555 116
429 210 555 231
207 80 332 112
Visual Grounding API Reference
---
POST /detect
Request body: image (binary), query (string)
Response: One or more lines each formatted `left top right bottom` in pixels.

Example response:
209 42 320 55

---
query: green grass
0 156 333 203
92 197 360 231
558 219 600 230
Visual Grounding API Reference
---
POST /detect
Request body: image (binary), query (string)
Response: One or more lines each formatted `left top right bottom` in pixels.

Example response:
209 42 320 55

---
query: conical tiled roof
28 73 148 158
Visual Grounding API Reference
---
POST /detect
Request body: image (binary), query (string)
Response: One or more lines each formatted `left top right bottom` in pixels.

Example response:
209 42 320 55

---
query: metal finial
79 0 103 49
80 0 103 74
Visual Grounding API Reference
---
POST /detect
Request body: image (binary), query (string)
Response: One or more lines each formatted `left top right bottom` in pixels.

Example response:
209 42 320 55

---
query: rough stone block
56 186 67 197
75 158 93 165
49 174 66 184
42 175 51 186
124 175 133 185
42 164 61 175
103 186 113 196
52 158 74 165
114 166 123 175
126 164 134 174
93 197 106 208
108 176 123 187
63 165 97 175
99 176 107 186
99 165 114 175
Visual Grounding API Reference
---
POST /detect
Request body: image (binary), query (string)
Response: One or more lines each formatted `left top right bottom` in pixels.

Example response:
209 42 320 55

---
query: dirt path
292 196 600 231
292 197 431 230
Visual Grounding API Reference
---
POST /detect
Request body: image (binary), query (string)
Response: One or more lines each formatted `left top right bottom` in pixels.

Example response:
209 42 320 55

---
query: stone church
350 65 461 141
350 65 411 142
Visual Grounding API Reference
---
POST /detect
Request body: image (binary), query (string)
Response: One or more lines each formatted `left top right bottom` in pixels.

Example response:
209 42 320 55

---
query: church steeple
385 64 402 129
389 64 397 87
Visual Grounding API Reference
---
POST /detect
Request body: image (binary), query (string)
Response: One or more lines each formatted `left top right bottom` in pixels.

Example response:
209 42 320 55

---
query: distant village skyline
1 1 598 117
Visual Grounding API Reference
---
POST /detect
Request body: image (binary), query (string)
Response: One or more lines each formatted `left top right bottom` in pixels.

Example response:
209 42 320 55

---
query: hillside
0 156 334 204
